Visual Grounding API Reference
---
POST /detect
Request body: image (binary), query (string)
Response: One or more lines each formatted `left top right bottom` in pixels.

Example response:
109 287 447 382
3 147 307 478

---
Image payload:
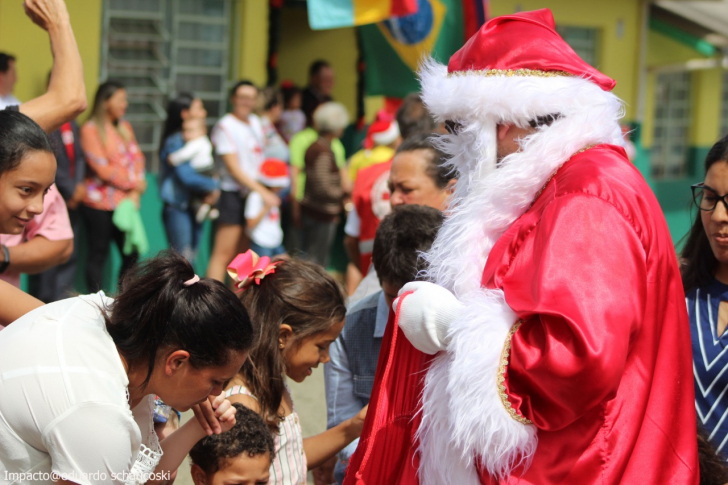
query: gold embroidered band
447 68 573 79
497 319 533 425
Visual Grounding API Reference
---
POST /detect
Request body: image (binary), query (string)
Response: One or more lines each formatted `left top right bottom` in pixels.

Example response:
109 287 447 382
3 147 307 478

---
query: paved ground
175 367 327 485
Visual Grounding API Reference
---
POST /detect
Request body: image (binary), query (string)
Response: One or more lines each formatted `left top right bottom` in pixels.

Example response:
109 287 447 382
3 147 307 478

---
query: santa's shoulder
543 143 664 240
551 143 650 199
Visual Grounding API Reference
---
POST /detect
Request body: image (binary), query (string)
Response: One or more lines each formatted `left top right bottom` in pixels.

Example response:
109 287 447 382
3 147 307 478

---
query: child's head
372 205 444 308
0 109 55 235
257 87 283 122
258 158 289 194
153 400 181 485
280 80 301 111
190 403 274 485
237 259 346 430
106 251 255 411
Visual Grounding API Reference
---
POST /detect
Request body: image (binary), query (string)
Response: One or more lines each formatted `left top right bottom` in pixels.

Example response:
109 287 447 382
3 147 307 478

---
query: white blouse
0 292 162 485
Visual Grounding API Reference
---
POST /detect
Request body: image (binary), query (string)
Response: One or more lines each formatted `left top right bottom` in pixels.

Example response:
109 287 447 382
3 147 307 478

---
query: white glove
393 281 465 355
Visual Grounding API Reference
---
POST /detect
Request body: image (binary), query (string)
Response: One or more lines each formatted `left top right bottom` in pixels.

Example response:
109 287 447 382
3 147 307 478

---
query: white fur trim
419 57 619 128
418 289 537 484
371 120 400 146
414 57 625 479
258 175 290 188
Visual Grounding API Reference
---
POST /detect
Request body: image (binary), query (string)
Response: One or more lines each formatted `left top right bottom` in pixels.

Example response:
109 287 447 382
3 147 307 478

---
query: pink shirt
0 187 74 288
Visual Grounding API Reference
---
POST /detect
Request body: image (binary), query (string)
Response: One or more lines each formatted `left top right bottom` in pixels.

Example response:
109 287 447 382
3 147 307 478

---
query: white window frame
651 71 692 180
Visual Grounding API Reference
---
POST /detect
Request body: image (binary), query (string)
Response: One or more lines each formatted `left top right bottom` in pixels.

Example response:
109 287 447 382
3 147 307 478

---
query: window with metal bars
651 71 692 180
101 0 234 172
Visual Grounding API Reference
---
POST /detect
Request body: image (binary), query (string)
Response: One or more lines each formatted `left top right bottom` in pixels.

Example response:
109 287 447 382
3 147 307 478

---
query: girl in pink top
225 255 367 485
80 81 146 292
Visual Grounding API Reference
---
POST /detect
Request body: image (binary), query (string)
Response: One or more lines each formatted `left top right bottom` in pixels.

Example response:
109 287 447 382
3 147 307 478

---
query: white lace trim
125 443 163 485
125 395 163 485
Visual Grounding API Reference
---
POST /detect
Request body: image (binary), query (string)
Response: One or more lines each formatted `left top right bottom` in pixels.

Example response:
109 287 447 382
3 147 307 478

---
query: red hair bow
227 250 281 292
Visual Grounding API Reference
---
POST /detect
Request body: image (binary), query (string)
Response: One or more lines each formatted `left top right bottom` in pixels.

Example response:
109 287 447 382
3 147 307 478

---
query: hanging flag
359 0 464 98
462 0 489 38
308 0 419 30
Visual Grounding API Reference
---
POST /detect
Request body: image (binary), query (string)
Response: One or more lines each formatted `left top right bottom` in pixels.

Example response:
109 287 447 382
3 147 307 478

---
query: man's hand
24 0 70 32
394 281 465 355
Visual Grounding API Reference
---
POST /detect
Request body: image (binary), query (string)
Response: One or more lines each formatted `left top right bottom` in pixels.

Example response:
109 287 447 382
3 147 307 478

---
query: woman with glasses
682 134 728 459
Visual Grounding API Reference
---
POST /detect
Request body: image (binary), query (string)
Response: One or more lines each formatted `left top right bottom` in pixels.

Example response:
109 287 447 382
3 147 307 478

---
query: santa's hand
393 281 465 355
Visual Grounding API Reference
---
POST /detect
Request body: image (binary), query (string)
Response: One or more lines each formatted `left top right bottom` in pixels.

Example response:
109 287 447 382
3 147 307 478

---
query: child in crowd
258 88 290 162
324 205 444 483
245 159 289 258
153 397 181 485
167 109 219 223
277 81 305 142
189 403 275 485
224 255 367 485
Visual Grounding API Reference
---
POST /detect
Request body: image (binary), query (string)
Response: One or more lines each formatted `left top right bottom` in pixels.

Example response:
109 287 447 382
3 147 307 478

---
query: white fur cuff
417 288 537 484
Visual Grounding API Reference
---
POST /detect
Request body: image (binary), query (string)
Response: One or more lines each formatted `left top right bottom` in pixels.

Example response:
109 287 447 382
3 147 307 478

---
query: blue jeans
250 241 286 258
163 204 203 263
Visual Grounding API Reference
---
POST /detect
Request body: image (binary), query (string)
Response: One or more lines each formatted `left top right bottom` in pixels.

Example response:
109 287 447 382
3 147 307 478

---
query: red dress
352 161 392 273
346 145 699 484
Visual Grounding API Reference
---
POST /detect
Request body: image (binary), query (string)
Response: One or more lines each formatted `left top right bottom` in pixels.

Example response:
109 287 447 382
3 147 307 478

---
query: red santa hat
421 9 616 127
364 110 400 149
258 158 290 188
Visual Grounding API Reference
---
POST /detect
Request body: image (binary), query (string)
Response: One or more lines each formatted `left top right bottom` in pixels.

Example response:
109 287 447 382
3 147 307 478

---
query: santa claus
344 8 699 485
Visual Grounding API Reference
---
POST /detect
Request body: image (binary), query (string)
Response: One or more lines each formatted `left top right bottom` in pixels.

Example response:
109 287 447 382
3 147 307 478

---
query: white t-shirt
0 93 21 110
211 113 265 192
0 293 162 485
343 206 361 238
244 191 283 248
168 136 214 172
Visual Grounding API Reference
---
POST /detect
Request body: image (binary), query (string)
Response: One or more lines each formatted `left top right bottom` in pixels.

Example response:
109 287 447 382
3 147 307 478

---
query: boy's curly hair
189 403 275 474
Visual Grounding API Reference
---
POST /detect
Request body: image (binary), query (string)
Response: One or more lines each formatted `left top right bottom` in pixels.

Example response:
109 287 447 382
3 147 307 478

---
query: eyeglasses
691 183 728 211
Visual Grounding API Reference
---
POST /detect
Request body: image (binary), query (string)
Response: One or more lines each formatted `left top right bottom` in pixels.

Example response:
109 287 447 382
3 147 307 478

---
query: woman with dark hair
0 251 255 484
80 80 146 291
682 134 728 458
0 109 55 324
159 93 220 262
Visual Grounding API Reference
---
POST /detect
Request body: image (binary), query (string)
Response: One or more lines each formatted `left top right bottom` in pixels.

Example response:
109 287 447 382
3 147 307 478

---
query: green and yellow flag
359 0 464 97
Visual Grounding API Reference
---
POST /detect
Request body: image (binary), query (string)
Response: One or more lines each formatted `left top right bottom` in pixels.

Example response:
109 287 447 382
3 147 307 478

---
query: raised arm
19 0 86 133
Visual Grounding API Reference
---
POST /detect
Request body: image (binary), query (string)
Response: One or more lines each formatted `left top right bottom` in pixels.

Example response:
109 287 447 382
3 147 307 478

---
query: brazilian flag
359 0 464 97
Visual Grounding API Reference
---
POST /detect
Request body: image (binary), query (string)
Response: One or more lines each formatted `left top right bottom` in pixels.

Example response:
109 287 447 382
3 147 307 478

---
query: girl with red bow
224 251 368 485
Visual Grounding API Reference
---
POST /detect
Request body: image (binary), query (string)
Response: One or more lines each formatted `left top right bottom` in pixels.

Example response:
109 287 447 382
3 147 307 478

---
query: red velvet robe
345 145 699 484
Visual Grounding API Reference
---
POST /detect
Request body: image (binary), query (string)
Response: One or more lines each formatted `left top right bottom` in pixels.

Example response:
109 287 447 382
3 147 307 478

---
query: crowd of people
3 2 728 485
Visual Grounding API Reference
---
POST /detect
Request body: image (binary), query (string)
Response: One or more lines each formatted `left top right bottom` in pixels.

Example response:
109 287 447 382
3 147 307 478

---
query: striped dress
687 279 728 456
226 384 307 484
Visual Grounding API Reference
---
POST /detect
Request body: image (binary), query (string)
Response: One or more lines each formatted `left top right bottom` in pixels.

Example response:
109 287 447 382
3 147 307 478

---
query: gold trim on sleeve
498 319 533 425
